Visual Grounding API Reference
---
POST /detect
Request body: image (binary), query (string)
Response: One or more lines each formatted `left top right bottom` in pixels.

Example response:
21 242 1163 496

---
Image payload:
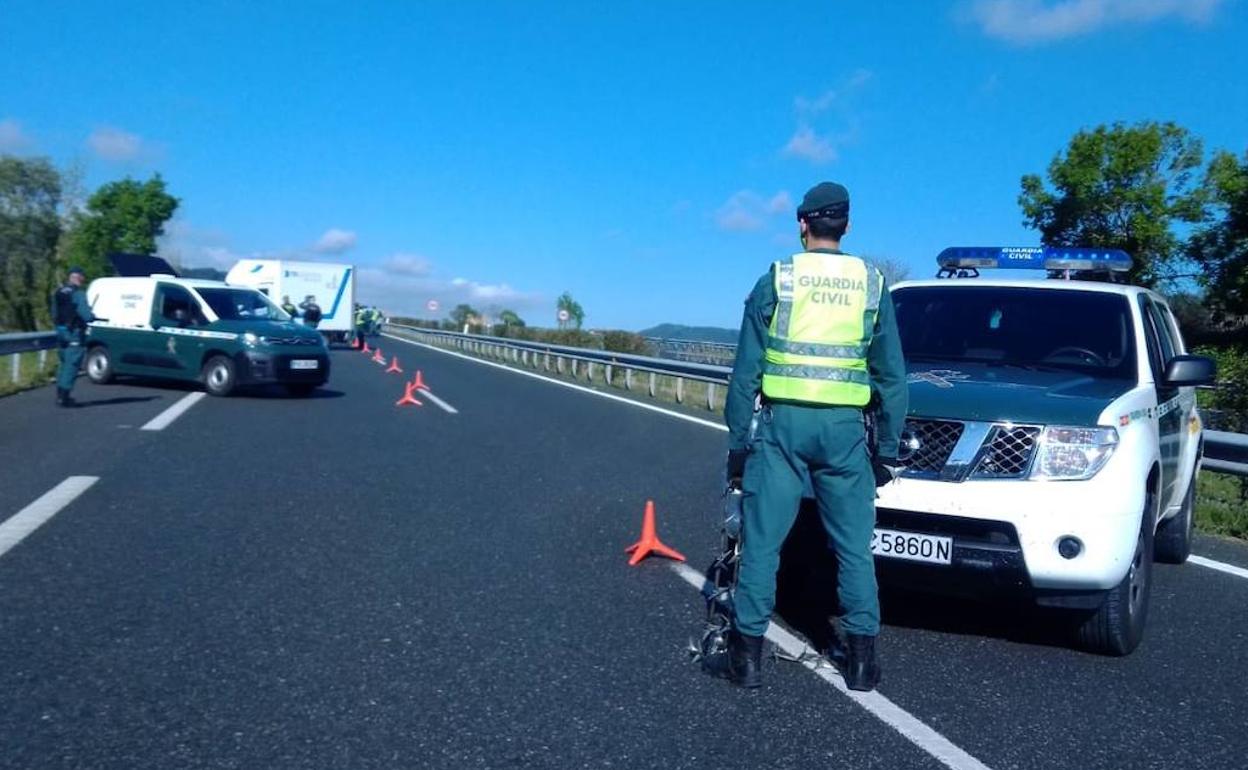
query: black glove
726 449 749 487
872 457 902 488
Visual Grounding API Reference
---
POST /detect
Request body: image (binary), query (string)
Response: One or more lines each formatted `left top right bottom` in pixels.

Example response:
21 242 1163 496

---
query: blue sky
2 1 1245 329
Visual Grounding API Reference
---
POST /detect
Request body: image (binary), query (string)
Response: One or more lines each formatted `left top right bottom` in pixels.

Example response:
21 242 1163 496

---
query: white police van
876 247 1216 655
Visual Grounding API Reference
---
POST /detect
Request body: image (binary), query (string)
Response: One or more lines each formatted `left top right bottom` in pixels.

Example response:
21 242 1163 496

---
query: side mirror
1163 355 1216 387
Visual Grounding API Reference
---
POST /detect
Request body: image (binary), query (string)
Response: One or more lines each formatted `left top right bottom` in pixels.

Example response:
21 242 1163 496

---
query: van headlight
242 332 259 347
1029 426 1118 481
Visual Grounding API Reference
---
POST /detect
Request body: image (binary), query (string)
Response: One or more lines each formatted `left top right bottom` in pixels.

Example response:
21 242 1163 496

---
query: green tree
1019 122 1205 287
449 303 478 328
1189 150 1248 319
499 309 525 328
63 174 179 278
0 156 62 331
556 291 584 330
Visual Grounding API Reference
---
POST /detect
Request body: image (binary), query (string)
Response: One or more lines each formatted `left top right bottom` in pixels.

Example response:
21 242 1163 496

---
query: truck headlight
1030 426 1118 481
242 332 259 347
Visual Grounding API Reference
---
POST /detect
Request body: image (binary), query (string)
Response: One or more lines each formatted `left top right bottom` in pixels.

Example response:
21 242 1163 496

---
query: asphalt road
1 340 1246 769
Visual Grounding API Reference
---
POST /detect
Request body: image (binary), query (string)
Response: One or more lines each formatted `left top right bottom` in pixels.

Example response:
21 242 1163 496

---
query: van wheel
1155 474 1195 564
1075 491 1155 656
202 355 237 397
85 346 114 384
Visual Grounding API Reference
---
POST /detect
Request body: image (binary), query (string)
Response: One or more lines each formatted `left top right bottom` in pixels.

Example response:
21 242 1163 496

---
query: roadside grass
1196 471 1248 541
391 330 1248 543
0 351 58 398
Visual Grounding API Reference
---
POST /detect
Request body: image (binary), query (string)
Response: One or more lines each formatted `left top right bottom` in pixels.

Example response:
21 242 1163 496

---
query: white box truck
226 259 355 344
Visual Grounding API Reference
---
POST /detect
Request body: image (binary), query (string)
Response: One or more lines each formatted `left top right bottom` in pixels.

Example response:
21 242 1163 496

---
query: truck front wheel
1075 491 1155 656
202 355 237 397
1154 474 1195 564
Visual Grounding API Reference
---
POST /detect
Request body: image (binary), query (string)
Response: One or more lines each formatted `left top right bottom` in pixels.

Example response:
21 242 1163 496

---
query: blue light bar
937 247 1132 273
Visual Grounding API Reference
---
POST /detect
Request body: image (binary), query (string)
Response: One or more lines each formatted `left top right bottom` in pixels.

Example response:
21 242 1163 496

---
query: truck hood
905 361 1134 426
210 319 321 341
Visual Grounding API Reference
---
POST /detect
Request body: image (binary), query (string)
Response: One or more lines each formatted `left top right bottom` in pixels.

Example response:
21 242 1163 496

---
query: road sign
557 309 570 322
427 299 440 313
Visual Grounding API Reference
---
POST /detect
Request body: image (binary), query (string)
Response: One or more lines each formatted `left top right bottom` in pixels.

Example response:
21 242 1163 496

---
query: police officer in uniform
299 295 323 328
708 182 908 691
281 295 299 318
51 266 98 407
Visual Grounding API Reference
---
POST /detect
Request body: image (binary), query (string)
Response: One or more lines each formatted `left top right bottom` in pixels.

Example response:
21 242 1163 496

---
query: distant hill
181 267 228 281
639 323 738 344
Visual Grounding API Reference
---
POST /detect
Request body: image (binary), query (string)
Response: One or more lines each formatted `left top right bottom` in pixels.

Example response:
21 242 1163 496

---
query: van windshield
891 285 1137 380
195 288 291 321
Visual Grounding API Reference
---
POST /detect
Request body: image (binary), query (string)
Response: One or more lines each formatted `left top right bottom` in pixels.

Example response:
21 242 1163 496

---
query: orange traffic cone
372 348 385 363
395 382 424 407
411 370 427 391
625 500 685 566
351 337 360 349
386 356 403 374
361 341 371 354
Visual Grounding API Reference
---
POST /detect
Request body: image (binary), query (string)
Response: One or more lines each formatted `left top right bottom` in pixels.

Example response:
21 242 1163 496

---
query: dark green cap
797 182 850 220
67 266 86 276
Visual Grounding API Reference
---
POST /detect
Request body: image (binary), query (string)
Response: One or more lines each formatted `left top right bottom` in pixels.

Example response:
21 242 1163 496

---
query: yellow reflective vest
761 251 883 406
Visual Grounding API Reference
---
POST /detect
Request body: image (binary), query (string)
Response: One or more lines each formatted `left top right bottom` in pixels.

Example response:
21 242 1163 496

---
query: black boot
56 388 75 407
842 634 881 692
703 628 763 689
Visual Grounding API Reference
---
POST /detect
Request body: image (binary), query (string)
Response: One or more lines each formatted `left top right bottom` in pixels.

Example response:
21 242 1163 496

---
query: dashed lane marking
671 562 993 770
1189 554 1248 581
140 392 207 431
416 387 458 414
0 476 99 560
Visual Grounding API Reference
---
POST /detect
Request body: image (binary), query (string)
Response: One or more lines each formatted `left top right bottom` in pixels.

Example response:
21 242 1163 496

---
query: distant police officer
300 295 323 328
51 266 98 407
708 182 908 691
281 295 299 318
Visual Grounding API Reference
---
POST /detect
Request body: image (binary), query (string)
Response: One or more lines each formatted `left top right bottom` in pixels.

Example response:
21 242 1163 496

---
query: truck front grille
899 419 964 476
972 426 1042 478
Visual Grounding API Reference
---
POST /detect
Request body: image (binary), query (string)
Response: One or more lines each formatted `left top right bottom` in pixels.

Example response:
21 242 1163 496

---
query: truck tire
1154 474 1195 564
202 355 237 397
85 346 115 384
1076 491 1155 656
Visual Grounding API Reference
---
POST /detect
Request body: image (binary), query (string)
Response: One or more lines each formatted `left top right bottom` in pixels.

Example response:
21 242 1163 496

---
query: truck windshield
892 285 1137 380
195 288 291 321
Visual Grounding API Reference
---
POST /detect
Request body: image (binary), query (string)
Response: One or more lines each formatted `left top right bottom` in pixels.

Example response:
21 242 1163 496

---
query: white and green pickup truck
875 247 1216 655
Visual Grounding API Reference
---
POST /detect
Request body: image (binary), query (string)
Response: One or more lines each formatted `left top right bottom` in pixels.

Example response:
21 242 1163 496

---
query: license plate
290 359 319 370
871 528 953 565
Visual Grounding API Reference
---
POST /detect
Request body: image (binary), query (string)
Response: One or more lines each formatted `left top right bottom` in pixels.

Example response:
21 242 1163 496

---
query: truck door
1139 297 1182 511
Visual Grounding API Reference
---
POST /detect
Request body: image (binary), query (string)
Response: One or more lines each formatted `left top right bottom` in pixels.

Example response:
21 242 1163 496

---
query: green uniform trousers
735 402 880 637
56 330 85 391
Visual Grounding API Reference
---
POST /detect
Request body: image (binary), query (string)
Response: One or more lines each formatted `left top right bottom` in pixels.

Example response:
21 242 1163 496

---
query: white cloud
382 253 432 276
357 268 543 319
0 118 31 151
782 70 872 166
313 228 358 254
716 190 793 233
966 0 1226 44
782 127 837 164
87 126 145 161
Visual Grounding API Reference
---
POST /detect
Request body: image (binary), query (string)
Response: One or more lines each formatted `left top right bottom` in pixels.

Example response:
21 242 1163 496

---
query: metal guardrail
1204 431 1248 477
387 323 1248 478
0 331 57 386
386 323 733 409
642 337 738 367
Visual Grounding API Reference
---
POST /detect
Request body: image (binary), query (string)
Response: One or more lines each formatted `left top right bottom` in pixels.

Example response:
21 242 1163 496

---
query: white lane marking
1189 554 1248 581
140 392 207 431
417 387 458 414
0 476 99 560
382 333 727 433
671 562 993 770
